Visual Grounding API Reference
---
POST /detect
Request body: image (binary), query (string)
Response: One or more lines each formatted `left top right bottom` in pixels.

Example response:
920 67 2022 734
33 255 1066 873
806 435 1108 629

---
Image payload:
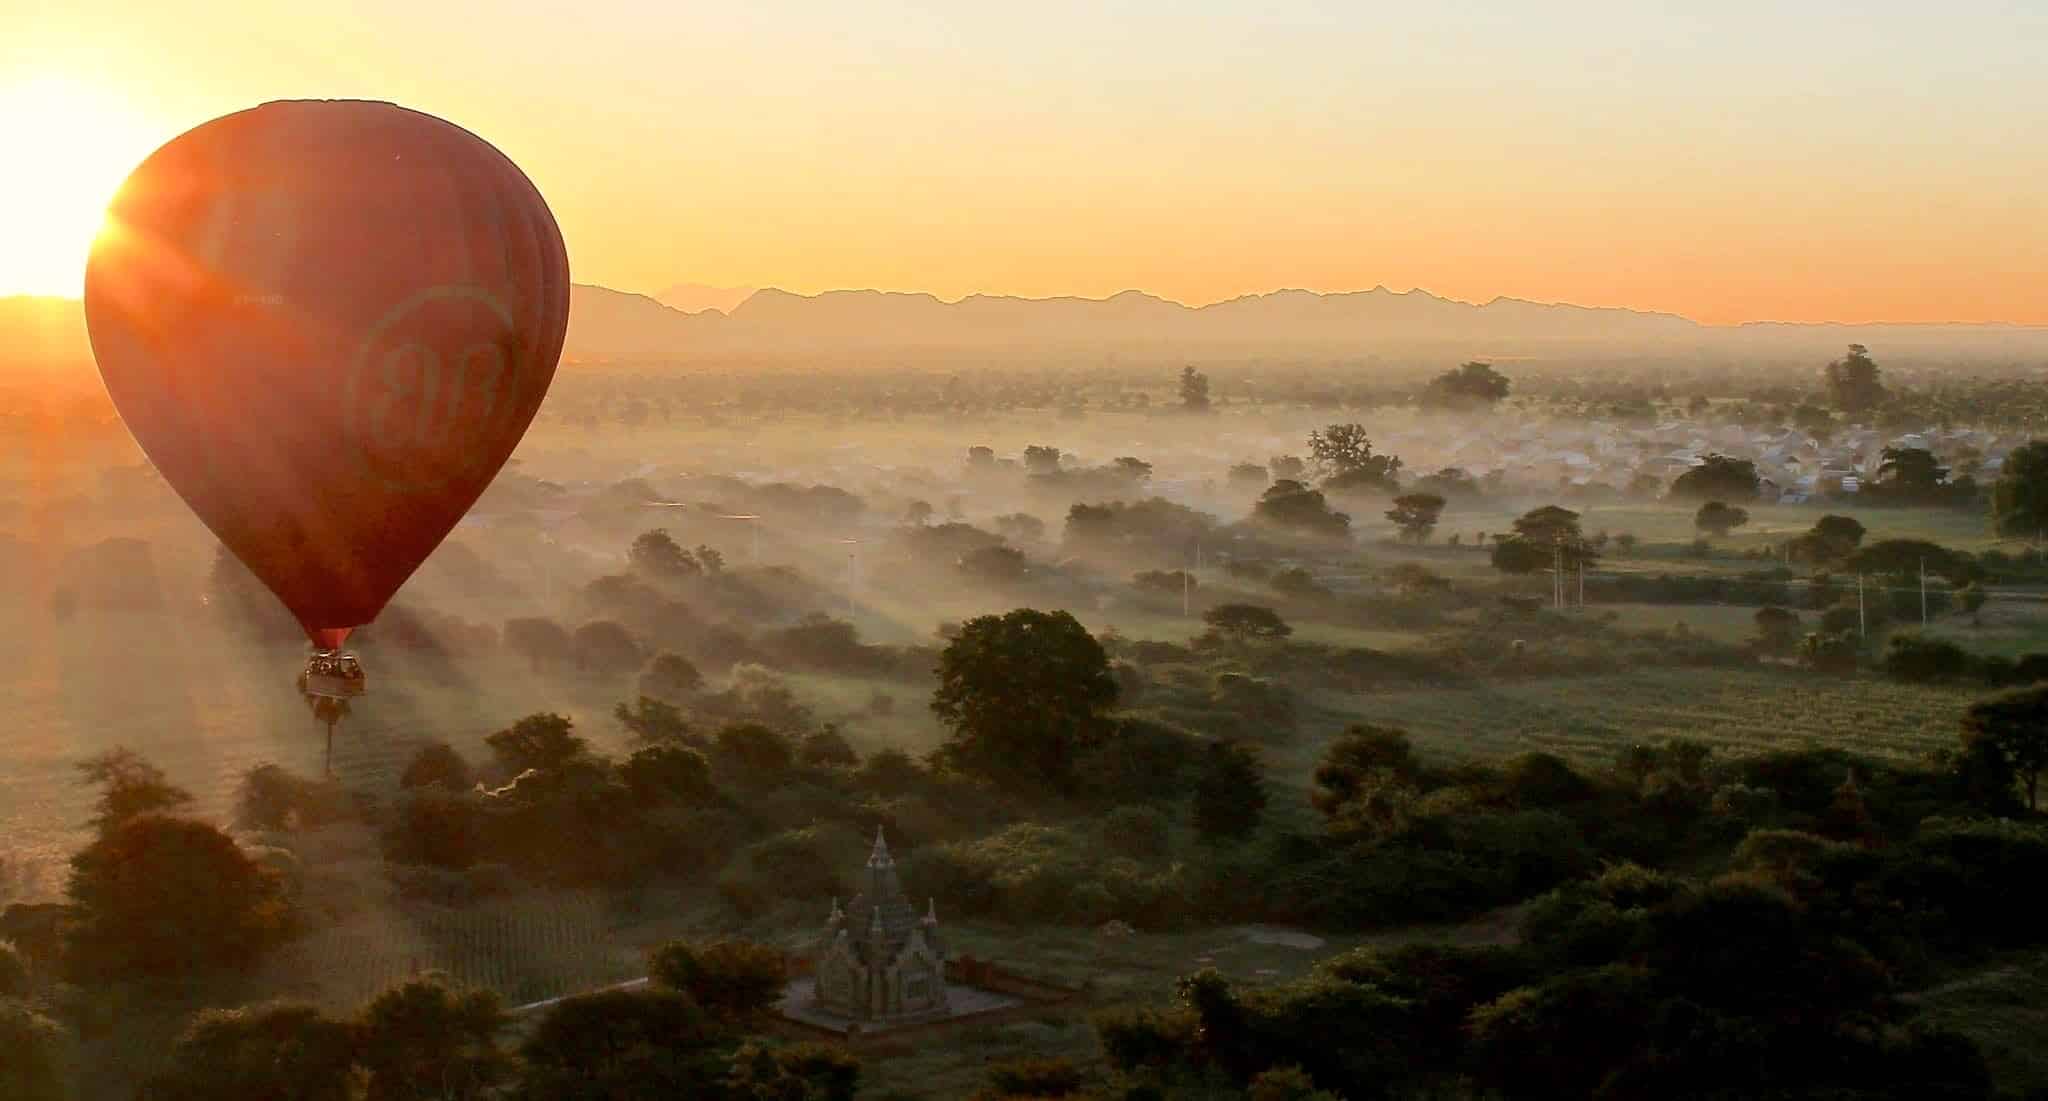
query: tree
486 713 588 774
1513 505 1583 548
931 609 1118 792
1851 538 1972 586
1694 501 1750 538
1022 445 1062 476
1669 455 1761 501
903 500 935 526
0 941 26 999
640 651 704 701
711 723 797 780
1268 455 1306 481
1308 424 1402 492
1269 566 1328 598
1753 606 1801 654
0 1000 70 1101
1961 685 2048 810
1992 440 2048 537
629 529 701 580
1202 603 1292 643
1421 361 1511 410
648 938 789 1023
75 747 192 833
66 815 288 980
1253 480 1351 538
143 1002 358 1101
1385 562 1450 596
1193 740 1266 842
573 620 643 675
513 988 721 1099
726 1042 862 1101
1179 366 1212 412
357 979 512 1101
993 512 1046 542
1823 343 1886 413
799 726 860 768
620 744 716 806
1311 725 1420 819
1133 569 1195 596
1228 462 1270 487
401 742 474 791
1411 467 1479 499
1814 514 1867 551
959 543 1027 585
1876 446 1948 500
504 617 573 672
614 696 693 745
1385 493 1447 544
1490 537 1551 575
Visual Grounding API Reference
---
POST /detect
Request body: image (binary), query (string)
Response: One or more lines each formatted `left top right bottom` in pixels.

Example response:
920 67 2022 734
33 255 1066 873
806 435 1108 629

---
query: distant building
813 829 950 1022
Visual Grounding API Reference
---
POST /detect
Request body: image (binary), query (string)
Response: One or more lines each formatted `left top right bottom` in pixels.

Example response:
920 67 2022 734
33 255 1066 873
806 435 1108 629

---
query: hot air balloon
83 99 570 725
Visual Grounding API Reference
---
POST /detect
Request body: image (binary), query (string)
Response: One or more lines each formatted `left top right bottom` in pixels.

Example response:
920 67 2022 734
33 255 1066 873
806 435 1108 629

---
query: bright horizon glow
6 3 2048 323
0 74 165 297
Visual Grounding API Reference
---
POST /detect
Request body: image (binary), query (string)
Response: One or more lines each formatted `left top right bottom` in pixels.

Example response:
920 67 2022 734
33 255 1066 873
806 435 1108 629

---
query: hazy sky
6 2 2046 322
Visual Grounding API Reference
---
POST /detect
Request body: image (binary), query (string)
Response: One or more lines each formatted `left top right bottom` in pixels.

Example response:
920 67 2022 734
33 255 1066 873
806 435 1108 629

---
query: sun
0 76 166 298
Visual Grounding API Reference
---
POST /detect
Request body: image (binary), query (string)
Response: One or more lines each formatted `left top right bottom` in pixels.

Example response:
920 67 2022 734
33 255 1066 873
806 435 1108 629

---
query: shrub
400 742 473 791
1881 633 1978 683
982 1057 1084 1098
717 828 849 916
1099 805 1173 864
648 938 788 1021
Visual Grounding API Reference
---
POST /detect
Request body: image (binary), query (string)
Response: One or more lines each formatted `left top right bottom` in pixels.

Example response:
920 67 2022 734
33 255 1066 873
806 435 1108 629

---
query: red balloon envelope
84 100 570 649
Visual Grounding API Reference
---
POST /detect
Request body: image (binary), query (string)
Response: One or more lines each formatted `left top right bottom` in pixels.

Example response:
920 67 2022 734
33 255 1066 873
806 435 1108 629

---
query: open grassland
1280 668 1980 785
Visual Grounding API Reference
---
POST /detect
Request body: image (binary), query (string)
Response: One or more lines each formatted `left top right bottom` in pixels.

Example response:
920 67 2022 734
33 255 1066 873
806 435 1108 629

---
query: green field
1277 668 1979 787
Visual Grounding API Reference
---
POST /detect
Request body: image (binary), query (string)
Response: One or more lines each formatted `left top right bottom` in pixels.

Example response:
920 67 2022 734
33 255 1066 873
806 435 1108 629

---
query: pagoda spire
868 826 893 868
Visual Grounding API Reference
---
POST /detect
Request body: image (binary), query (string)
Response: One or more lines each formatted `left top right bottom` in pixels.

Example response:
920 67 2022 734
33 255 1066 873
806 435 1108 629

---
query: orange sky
5 2 2046 323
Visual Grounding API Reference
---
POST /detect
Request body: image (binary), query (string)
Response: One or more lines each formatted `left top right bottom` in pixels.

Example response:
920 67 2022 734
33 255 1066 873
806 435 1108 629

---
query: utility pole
1182 565 1191 618
1857 573 1866 639
1578 560 1586 607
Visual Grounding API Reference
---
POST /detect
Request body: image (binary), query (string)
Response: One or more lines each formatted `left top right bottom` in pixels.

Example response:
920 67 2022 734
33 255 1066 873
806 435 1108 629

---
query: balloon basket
301 650 367 700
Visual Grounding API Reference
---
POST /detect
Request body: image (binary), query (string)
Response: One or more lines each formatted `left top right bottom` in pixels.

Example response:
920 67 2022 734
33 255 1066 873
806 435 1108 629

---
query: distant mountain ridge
8 285 2048 374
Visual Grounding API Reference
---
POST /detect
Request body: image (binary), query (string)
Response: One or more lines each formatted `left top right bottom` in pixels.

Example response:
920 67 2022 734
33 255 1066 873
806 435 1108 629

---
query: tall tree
486 713 588 773
357 979 512 1101
65 815 288 980
1308 424 1402 492
931 609 1118 792
1193 740 1267 842
143 1002 359 1101
1992 440 2048 537
1421 361 1511 410
0 1000 70 1101
1669 455 1761 501
1201 603 1293 643
1179 366 1212 412
1694 501 1750 537
1823 343 1887 413
1961 685 2048 811
1253 480 1352 539
1876 447 1947 499
75 747 193 833
1385 493 1448 544
629 529 701 580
